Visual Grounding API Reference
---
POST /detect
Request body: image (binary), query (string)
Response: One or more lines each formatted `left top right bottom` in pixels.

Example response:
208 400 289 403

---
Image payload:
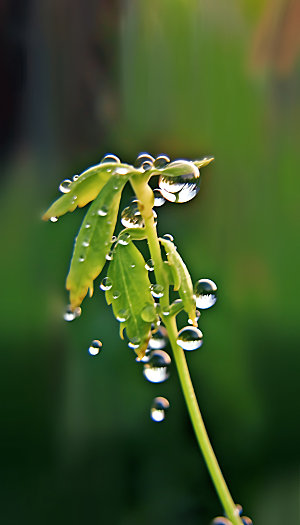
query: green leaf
42 163 131 221
194 156 214 169
159 237 197 325
105 241 156 358
66 172 130 308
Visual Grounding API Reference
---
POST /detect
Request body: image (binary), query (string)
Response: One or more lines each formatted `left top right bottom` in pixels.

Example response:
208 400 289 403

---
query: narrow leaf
66 172 130 308
159 237 197 325
105 241 156 358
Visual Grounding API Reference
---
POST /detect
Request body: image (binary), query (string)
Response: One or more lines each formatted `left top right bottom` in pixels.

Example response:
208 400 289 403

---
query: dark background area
1 1 300 524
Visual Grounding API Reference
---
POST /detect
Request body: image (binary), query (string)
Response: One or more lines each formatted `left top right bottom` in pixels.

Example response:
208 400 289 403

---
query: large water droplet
59 179 72 193
158 160 200 203
145 259 154 271
153 188 166 207
63 305 82 321
177 326 203 351
150 397 170 422
150 284 164 298
116 309 129 322
100 277 112 291
50 216 58 223
154 154 170 169
118 232 131 245
149 326 168 349
143 350 171 383
121 202 144 228
241 518 252 525
97 205 108 217
194 279 217 309
134 153 154 171
100 154 120 164
88 339 102 356
141 304 157 323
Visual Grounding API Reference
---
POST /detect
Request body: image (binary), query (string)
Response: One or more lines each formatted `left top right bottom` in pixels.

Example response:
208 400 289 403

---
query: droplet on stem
176 326 203 351
59 179 72 193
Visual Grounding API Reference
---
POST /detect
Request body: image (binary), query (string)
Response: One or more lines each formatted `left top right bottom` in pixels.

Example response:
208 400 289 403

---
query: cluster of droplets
212 504 252 525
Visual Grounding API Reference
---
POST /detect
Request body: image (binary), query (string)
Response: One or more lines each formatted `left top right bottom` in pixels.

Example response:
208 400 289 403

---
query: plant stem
132 179 243 525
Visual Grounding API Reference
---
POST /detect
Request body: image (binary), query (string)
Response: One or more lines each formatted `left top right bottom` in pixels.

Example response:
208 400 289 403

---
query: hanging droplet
97 205 108 217
100 277 112 291
141 304 157 323
118 232 131 245
100 154 121 164
241 518 252 525
63 305 82 322
121 202 144 228
50 216 58 223
150 397 170 422
153 188 166 207
88 339 102 356
177 326 203 351
162 233 174 242
59 179 72 193
116 309 129 322
72 174 79 181
128 337 141 349
194 279 217 309
150 284 164 298
154 154 170 169
212 518 232 525
149 326 168 349
143 350 171 383
158 160 200 203
134 153 154 171
145 259 154 271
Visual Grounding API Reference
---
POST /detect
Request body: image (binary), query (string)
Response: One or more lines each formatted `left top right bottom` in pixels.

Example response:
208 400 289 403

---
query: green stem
132 179 242 525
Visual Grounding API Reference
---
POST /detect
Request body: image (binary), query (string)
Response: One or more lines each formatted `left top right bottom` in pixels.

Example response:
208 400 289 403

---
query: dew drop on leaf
150 396 170 422
82 240 90 248
145 259 154 271
100 154 121 164
194 279 217 309
100 277 112 291
150 284 164 298
149 326 168 349
88 339 102 356
112 290 120 299
141 304 157 323
177 326 203 351
118 232 131 245
63 305 82 322
97 205 108 217
134 152 154 170
121 202 144 228
128 337 141 349
153 188 166 207
154 154 170 169
72 174 79 181
116 309 129 322
158 160 200 203
143 350 171 383
85 223 91 229
78 255 85 262
59 179 72 193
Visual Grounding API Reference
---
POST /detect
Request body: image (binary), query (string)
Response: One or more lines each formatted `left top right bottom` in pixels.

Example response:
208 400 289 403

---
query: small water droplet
88 339 102 356
212 518 232 525
106 250 113 261
128 337 141 349
135 348 151 363
72 174 79 182
158 160 200 203
79 255 85 262
82 240 90 247
100 277 112 291
59 179 72 193
145 259 154 271
111 235 117 243
194 279 217 309
177 326 203 351
149 326 168 349
97 205 108 217
141 304 157 323
162 305 171 316
154 154 170 169
116 309 129 322
85 223 91 229
150 284 164 298
113 290 120 299
100 154 121 164
153 188 166 207
162 233 174 242
118 232 131 245
241 518 252 525
143 350 171 383
130 264 135 268
134 152 154 170
121 202 144 228
63 305 81 322
71 195 78 203
50 216 58 223
150 396 170 422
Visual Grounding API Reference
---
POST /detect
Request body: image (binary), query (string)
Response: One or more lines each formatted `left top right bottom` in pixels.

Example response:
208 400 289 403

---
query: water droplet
121 202 144 228
134 152 154 170
100 277 112 291
143 350 171 383
106 250 113 261
79 255 85 262
82 240 90 248
145 259 154 271
111 235 117 243
154 154 170 169
212 518 232 525
59 179 72 193
158 160 200 203
136 349 151 363
128 337 141 349
116 309 129 322
141 304 157 323
235 505 243 517
97 205 108 217
50 216 58 223
162 305 171 316
177 326 203 351
150 397 170 422
153 188 166 207
149 326 168 349
88 339 102 356
85 223 91 229
194 279 217 309
63 305 82 321
118 232 131 245
150 284 164 298
162 233 174 242
241 518 252 525
71 195 78 203
188 310 200 325
72 174 79 181
130 264 135 268
113 290 120 299
113 166 130 175
100 154 120 164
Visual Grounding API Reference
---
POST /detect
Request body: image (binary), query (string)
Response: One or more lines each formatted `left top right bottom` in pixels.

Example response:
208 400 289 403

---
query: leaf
105 241 156 358
194 156 214 169
42 163 125 221
66 172 130 308
159 237 197 325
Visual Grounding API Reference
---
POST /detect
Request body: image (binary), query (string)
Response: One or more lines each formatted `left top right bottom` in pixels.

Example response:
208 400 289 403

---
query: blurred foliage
1 1 299 524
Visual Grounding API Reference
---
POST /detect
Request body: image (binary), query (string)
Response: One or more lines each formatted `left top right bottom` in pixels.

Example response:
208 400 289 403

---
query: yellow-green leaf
105 241 156 358
66 172 130 308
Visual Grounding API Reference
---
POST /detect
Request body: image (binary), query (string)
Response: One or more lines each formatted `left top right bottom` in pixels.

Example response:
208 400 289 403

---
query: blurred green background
1 1 300 524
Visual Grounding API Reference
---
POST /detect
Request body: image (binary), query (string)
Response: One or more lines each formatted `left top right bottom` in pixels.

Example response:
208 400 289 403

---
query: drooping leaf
42 163 131 221
105 241 156 358
159 237 197 325
66 172 130 308
194 156 214 169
